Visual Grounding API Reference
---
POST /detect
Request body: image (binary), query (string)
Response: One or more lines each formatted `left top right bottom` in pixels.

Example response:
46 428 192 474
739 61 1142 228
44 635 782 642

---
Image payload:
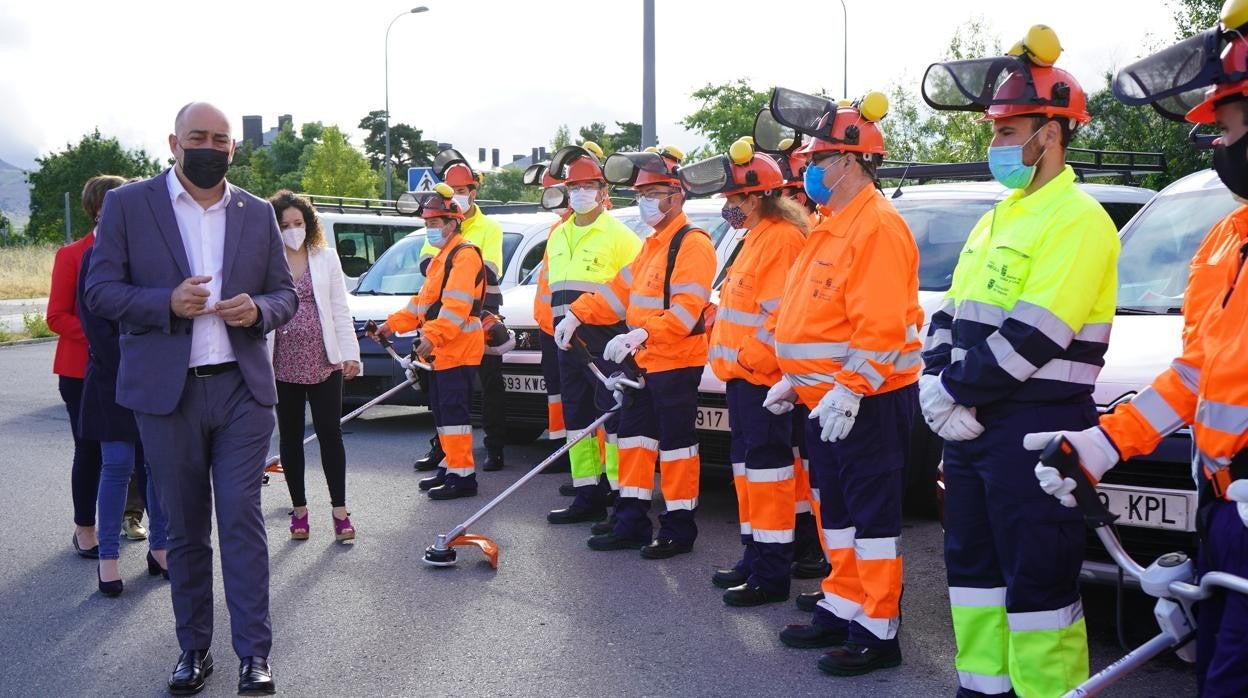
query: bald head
174 102 230 139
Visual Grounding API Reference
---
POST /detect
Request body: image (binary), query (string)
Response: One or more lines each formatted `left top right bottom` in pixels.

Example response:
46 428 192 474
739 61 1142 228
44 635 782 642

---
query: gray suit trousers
137 368 274 658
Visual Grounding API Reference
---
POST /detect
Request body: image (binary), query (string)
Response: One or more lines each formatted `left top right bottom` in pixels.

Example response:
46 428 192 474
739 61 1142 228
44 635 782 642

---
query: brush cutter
262 320 431 485
1039 437 1248 697
422 337 644 569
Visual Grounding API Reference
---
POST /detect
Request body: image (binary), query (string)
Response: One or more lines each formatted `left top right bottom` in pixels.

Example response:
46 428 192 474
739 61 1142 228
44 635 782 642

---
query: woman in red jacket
48 175 125 558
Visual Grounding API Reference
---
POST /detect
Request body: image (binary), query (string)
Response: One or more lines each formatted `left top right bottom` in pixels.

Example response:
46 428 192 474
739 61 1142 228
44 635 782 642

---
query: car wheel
904 414 943 519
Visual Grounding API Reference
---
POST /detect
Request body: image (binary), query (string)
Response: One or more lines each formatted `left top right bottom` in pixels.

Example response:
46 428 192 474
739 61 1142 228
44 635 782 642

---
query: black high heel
147 551 169 579
72 533 99 559
97 564 123 597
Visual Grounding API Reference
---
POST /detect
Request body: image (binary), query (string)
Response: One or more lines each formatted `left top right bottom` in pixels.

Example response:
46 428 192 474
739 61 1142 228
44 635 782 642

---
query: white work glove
1227 480 1248 529
763 377 797 415
603 328 648 364
919 374 983 441
553 312 581 350
809 383 862 443
1023 427 1120 508
484 329 516 355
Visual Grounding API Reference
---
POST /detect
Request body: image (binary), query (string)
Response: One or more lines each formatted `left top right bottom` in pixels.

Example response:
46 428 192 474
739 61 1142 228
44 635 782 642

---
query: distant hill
0 159 31 230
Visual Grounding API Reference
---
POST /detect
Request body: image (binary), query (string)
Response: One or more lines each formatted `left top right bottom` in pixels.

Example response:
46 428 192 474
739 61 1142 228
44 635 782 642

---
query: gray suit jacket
84 169 297 416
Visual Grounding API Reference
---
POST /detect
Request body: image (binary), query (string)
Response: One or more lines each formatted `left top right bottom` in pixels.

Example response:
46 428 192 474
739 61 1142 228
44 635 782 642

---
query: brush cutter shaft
440 406 618 545
1062 633 1189 697
263 375 417 469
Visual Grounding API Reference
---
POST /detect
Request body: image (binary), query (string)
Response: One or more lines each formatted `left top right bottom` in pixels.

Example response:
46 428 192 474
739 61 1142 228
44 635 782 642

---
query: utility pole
641 0 657 149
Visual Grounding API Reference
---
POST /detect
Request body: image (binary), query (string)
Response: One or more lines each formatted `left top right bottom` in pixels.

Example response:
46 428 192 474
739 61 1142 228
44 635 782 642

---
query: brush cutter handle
1039 436 1119 528
571 335 643 377
363 319 394 350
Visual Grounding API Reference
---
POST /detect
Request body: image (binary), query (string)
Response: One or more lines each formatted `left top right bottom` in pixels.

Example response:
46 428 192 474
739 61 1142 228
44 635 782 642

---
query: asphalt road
0 341 1195 697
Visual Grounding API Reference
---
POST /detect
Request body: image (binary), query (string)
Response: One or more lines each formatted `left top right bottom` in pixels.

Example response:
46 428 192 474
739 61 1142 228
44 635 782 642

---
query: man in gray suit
86 102 296 696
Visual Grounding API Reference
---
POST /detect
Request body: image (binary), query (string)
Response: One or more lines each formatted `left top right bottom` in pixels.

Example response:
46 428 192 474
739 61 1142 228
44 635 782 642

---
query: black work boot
589 512 617 536
427 477 478 500
483 451 504 472
723 583 789 607
795 590 823 613
817 642 902 676
414 437 444 471
712 567 748 589
418 468 447 491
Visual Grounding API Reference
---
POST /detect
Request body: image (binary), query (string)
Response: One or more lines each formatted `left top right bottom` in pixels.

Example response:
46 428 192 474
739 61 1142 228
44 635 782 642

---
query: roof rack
879 148 1167 186
303 193 549 217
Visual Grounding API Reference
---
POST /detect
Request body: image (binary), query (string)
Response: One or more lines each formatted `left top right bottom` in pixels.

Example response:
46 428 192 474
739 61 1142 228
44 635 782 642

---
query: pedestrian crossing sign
408 167 439 192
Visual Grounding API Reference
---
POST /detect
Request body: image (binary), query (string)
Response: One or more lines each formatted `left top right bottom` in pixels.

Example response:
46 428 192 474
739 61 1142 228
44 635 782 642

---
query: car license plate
696 406 729 432
503 374 546 394
1096 484 1196 532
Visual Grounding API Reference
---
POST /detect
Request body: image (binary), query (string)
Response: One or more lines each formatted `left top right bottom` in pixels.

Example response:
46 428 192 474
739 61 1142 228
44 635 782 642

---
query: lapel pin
236 201 244 208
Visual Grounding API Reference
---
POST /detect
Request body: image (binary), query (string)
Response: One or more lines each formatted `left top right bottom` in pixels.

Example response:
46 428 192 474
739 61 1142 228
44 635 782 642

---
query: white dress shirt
166 169 236 367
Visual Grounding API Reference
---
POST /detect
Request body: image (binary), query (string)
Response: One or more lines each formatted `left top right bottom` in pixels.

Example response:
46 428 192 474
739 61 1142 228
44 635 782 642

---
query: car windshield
353 233 427 295
892 198 997 292
1116 188 1239 313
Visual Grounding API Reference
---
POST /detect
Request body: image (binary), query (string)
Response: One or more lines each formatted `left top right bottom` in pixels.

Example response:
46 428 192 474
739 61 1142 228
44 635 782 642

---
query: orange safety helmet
417 182 466 221
679 141 784 198
549 142 607 185
981 65 1091 124
635 145 684 187
433 148 482 189
794 92 889 157
1187 33 1248 124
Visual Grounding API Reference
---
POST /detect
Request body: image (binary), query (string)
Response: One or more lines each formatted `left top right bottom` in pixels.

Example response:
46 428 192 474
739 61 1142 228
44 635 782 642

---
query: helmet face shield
677 155 734 197
541 185 569 211
549 145 599 180
603 151 672 186
769 86 837 137
396 191 422 216
522 163 548 187
753 108 799 153
921 56 1037 111
1114 28 1229 121
433 148 471 179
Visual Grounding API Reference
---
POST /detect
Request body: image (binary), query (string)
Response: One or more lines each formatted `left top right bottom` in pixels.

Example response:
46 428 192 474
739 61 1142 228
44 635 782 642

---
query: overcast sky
0 0 1177 171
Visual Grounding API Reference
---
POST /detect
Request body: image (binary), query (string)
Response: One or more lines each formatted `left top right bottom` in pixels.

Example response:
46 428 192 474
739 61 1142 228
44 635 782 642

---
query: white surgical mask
568 188 599 215
281 226 306 251
638 197 665 226
452 194 471 214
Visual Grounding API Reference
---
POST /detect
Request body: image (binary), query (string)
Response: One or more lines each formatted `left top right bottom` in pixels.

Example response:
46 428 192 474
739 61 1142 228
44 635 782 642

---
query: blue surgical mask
987 128 1046 190
803 156 848 206
426 225 448 248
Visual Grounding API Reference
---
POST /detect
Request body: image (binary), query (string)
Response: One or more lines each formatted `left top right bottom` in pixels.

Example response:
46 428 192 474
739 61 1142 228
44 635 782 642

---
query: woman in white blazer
268 191 362 543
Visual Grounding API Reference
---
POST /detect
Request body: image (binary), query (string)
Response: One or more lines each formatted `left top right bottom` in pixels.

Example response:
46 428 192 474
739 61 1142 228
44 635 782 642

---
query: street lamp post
385 6 428 200
839 0 848 98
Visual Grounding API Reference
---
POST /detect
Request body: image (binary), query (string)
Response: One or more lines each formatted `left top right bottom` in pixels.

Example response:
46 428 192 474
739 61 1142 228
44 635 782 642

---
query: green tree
1171 0 1222 38
551 124 571 152
226 121 323 198
477 167 539 203
610 121 643 152
358 110 436 172
301 126 380 198
27 129 161 243
680 79 769 154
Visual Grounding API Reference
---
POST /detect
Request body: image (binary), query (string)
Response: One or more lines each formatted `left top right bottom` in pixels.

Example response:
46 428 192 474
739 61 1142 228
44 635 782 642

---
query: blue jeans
98 441 167 560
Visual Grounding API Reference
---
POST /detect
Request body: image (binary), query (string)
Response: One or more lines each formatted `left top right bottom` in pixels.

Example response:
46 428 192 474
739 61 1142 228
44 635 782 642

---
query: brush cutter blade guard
453 534 499 568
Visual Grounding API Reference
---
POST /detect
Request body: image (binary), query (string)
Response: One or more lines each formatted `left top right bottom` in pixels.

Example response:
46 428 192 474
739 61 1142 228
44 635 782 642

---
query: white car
343 211 558 408
314 209 425 286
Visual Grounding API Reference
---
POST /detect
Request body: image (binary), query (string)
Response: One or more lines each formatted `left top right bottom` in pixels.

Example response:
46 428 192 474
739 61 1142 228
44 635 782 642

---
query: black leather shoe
587 532 647 551
711 567 747 589
418 472 446 491
639 538 693 560
414 441 444 471
779 622 849 649
817 643 902 676
723 583 789 607
168 649 213 695
97 565 123 597
795 590 823 613
73 533 99 559
558 482 577 496
147 551 169 579
589 513 617 536
792 556 832 579
237 656 276 695
427 480 478 500
483 452 504 472
547 505 607 524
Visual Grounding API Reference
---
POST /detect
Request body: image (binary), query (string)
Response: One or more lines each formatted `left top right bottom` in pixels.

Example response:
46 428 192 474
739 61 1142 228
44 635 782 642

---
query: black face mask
180 147 230 189
1213 133 1248 199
